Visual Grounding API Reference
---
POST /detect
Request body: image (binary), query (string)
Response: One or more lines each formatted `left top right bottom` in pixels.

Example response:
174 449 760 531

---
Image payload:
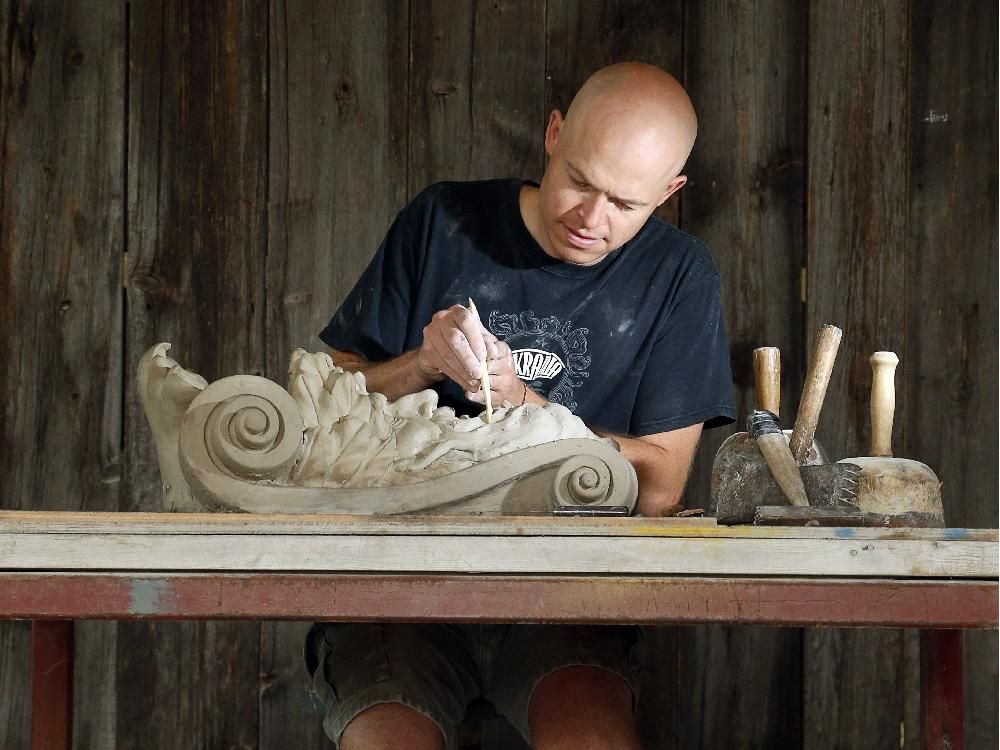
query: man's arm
601 425 703 517
328 348 442 401
327 303 483 401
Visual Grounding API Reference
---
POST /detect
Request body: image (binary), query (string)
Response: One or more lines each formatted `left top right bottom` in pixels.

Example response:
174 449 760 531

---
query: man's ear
656 175 688 206
544 110 564 156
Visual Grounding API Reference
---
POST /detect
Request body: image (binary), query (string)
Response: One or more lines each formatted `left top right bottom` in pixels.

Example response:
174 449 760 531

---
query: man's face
535 110 686 265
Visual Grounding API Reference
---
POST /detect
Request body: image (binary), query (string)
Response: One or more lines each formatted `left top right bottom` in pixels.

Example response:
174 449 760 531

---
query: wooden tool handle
789 324 843 463
869 351 899 457
753 347 781 415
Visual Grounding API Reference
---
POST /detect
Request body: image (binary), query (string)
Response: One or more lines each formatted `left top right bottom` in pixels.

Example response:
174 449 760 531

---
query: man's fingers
456 306 488 368
432 305 485 379
466 385 511 405
485 337 510 363
429 335 476 387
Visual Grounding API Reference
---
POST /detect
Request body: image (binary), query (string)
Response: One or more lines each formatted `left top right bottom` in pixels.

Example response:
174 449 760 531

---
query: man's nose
576 193 607 228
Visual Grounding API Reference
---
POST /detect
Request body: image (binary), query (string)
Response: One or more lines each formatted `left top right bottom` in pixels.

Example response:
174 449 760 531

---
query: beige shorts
305 622 644 746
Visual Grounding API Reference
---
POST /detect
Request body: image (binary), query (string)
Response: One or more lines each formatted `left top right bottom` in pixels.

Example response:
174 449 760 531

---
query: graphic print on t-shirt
489 310 591 411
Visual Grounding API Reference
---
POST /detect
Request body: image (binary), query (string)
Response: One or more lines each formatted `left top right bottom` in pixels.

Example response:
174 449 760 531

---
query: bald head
523 63 697 265
560 63 697 189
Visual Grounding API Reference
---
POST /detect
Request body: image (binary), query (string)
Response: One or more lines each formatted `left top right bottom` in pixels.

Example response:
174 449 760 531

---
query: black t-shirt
320 179 735 436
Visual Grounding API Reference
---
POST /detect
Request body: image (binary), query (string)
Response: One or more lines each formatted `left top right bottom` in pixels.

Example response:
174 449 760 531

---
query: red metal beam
922 629 964 749
2 573 996 627
31 620 73 750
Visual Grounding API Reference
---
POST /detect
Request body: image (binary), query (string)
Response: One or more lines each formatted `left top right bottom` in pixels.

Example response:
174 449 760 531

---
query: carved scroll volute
551 446 638 510
179 375 305 508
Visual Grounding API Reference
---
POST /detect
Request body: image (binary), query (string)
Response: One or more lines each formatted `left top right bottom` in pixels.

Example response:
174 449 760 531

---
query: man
307 63 735 749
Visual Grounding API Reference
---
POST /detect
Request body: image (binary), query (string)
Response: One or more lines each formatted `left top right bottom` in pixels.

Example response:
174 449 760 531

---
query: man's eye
571 177 589 189
615 202 635 212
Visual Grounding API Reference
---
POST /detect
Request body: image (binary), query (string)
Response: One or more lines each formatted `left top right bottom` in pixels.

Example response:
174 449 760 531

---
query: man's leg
490 624 645 749
305 623 480 749
528 666 642 750
340 703 444 750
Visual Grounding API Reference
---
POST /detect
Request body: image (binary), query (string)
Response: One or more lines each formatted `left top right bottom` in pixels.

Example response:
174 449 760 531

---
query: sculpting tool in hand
467 298 493 423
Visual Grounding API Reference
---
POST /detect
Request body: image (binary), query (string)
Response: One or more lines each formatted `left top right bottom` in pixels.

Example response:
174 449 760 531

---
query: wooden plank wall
0 1 996 748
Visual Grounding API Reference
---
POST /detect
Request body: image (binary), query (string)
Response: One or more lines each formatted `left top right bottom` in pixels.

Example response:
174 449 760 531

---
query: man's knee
340 702 445 750
527 666 642 750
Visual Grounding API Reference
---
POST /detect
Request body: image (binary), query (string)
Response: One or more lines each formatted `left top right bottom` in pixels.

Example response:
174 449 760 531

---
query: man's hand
417 304 489 390
417 306 526 405
464 334 528 407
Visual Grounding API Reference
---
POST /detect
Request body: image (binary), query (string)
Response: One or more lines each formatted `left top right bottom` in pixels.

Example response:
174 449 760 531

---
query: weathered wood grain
266 0 409 375
905 2 999 545
5 573 996 628
677 624 804 748
5 510 997 542
0 1 125 747
73 621 118 750
805 2 912 748
466 0 546 183
121 1 267 747
680 2 808 746
4 531 995 578
260 620 332 749
805 628 912 749
409 0 545 191
633 626 679 749
907 3 999 747
0 620 30 749
0 0 124 514
407 0 474 188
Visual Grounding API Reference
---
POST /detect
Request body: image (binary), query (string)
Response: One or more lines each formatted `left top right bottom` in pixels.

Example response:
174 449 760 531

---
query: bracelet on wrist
519 381 528 406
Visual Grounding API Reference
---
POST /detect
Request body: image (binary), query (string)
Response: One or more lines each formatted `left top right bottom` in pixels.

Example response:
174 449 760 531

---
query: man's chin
556 244 609 266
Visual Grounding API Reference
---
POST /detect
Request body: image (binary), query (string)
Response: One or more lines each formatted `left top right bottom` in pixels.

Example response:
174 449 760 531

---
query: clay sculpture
137 343 638 515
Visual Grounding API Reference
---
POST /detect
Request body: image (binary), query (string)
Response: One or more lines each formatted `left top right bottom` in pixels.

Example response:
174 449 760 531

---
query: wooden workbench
1 511 996 749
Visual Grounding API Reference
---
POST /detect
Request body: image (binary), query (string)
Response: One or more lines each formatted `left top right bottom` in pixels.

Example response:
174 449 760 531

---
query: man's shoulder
411 178 521 209
631 216 720 279
641 215 712 255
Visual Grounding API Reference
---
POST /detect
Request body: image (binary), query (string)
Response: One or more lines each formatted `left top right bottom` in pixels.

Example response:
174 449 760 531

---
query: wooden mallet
837 352 945 526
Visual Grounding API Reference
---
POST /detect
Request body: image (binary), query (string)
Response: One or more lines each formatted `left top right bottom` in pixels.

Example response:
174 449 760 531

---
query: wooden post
31 620 74 750
921 629 963 750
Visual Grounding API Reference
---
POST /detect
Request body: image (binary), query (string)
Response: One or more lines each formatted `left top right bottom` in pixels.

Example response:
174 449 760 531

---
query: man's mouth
564 225 601 249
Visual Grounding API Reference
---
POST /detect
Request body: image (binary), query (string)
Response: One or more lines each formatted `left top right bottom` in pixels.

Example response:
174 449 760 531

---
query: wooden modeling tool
836 352 945 526
467 298 492 423
788 324 842 464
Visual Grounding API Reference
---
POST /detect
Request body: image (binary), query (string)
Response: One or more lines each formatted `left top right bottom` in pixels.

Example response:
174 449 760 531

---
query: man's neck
518 183 552 256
